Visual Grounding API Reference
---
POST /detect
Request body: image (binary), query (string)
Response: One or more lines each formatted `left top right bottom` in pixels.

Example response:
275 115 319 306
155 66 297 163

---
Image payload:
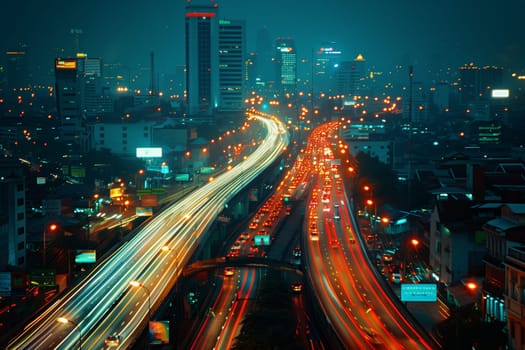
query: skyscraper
5 44 31 91
335 54 368 96
255 27 273 85
218 19 245 112
185 0 219 117
274 37 297 98
54 58 86 151
313 42 342 95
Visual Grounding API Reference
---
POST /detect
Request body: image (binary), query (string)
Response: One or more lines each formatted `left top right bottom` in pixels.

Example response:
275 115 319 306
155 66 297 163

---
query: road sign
400 283 437 302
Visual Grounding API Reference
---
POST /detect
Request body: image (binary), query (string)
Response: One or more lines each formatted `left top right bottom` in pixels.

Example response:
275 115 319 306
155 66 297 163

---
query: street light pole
43 224 57 267
130 280 151 319
57 317 81 349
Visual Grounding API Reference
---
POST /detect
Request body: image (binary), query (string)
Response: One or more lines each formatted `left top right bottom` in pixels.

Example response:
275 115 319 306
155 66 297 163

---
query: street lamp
130 280 151 319
57 317 81 349
43 223 58 267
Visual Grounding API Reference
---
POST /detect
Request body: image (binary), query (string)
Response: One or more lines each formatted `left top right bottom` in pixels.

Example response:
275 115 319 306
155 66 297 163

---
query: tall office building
255 27 274 85
0 159 26 270
274 37 297 97
185 0 219 117
77 55 113 116
54 58 86 151
218 19 245 112
313 42 342 95
458 63 504 106
5 45 31 91
335 54 367 96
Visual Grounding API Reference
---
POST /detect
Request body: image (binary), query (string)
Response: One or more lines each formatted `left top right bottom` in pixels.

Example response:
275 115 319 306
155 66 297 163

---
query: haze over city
1 0 525 349
2 0 524 83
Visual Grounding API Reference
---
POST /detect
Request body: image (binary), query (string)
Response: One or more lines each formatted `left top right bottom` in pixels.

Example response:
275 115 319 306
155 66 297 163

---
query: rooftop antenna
150 51 156 96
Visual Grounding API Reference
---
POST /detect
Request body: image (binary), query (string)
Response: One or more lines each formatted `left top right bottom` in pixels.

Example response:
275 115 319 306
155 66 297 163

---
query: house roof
484 217 520 232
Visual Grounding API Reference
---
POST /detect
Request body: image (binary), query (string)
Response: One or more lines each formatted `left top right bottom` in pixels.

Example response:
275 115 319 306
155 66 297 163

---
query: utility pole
407 65 413 210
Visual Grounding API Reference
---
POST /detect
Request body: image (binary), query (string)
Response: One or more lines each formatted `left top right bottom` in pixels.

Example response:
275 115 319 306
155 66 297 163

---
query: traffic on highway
7 113 289 349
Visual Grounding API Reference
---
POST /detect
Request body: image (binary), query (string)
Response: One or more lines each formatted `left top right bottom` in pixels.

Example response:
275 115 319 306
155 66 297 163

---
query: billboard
55 59 77 69
109 187 124 198
136 147 162 158
30 268 56 287
491 89 509 98
400 283 437 302
149 320 170 344
141 194 158 207
136 207 153 217
75 250 96 264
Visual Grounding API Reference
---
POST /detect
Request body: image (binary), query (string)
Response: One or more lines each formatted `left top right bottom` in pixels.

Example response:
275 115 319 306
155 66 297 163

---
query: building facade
0 159 26 270
218 19 245 112
505 246 525 350
274 37 297 98
55 58 87 152
185 1 219 117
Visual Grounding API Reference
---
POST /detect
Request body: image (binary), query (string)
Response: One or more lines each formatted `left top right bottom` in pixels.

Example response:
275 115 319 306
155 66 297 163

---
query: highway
302 123 436 349
7 113 289 349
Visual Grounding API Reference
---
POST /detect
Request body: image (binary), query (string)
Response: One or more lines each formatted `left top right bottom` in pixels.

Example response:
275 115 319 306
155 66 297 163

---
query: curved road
7 113 288 350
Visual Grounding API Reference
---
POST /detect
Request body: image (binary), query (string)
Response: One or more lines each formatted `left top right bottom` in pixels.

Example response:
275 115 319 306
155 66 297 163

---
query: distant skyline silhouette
2 0 524 82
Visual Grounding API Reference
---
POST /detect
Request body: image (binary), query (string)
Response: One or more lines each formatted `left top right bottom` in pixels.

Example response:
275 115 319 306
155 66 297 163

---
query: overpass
182 256 304 278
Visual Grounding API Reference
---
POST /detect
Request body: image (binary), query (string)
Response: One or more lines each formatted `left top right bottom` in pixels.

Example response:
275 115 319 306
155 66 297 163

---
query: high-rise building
313 42 342 95
255 27 273 85
274 37 297 98
458 63 504 106
218 19 245 112
77 55 113 116
335 61 352 96
0 159 26 270
5 45 31 91
335 54 368 96
185 0 219 117
54 58 86 151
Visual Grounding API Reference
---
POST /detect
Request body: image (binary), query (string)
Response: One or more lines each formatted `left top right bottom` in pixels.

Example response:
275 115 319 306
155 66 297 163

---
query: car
105 335 120 347
391 272 402 284
224 267 235 276
330 239 339 248
290 282 303 293
292 247 302 258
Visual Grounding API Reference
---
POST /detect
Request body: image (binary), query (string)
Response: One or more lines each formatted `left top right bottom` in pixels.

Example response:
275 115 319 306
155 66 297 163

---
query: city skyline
2 0 524 82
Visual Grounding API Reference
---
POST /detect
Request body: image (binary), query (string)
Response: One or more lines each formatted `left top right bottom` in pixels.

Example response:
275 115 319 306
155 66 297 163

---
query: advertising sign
141 194 158 207
109 187 124 198
149 320 170 344
30 269 56 287
75 250 97 264
136 207 153 217
491 89 510 98
136 147 162 158
55 59 77 69
400 283 437 302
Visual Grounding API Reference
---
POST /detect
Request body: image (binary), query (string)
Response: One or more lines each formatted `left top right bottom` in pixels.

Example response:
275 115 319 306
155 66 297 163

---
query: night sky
2 0 524 80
